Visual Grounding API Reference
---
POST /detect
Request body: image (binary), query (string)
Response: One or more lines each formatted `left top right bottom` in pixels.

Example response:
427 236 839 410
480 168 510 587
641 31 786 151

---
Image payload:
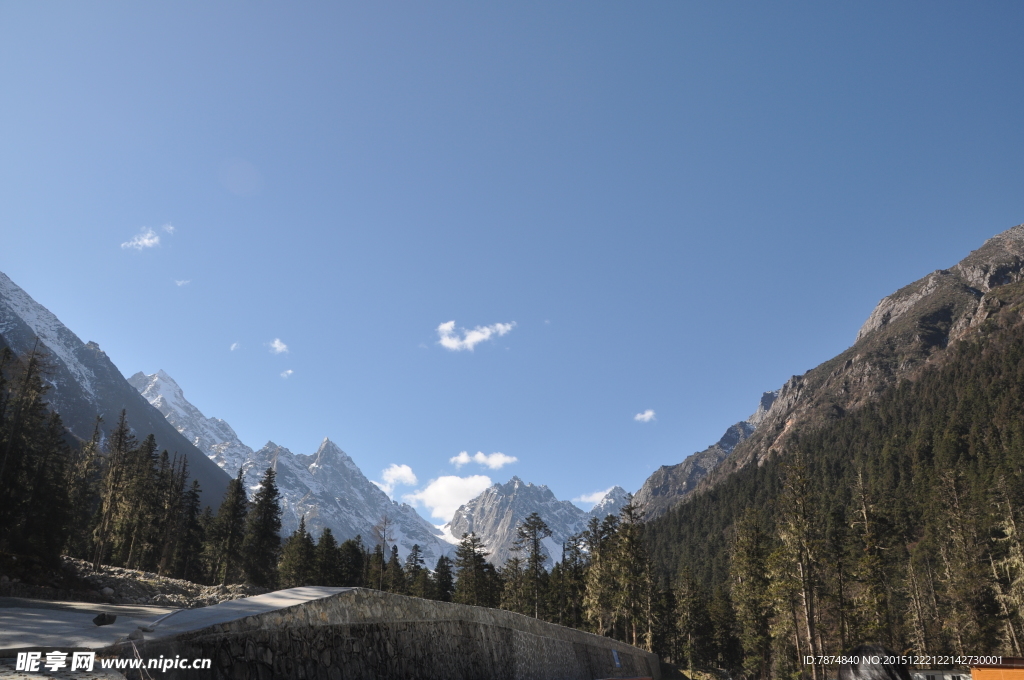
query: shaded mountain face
0 271 230 505
706 223 1024 490
446 478 629 567
634 391 777 519
131 371 451 565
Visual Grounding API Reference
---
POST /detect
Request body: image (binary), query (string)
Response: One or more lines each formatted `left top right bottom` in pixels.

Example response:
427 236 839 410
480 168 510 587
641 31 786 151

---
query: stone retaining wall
113 588 660 680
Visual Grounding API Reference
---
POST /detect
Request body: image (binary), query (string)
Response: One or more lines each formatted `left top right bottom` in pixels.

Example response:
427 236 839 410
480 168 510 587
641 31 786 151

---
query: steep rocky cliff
704 223 1024 488
634 391 777 519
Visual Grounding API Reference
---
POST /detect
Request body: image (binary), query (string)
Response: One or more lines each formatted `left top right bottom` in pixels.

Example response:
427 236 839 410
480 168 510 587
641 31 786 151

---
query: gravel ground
0 556 267 608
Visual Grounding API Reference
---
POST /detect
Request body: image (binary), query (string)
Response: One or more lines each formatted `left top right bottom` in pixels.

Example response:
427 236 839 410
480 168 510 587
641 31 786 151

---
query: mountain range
128 370 454 565
0 271 230 505
128 369 630 567
0 265 771 569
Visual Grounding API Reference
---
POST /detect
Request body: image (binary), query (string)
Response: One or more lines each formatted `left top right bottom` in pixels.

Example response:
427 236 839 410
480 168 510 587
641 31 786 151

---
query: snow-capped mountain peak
130 370 452 565
588 485 630 520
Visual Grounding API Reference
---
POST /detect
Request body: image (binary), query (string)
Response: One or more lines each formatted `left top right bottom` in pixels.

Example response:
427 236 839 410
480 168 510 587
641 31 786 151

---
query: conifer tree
676 567 715 672
405 545 432 598
315 527 341 586
242 467 282 587
513 512 552 619
454 532 498 607
209 468 249 584
433 554 455 602
500 555 529 615
172 480 206 582
92 410 137 569
279 515 316 587
583 514 619 636
386 545 406 593
615 498 654 648
338 536 365 587
731 509 772 680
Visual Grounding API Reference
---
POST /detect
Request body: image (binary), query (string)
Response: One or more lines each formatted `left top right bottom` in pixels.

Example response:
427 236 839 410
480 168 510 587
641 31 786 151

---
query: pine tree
371 514 394 590
454 532 498 607
172 480 206 582
676 567 715 672
731 509 772 680
386 545 406 593
501 555 529 615
433 554 455 602
513 512 552 619
209 468 249 584
279 515 316 587
315 527 341 586
92 410 137 569
615 498 654 648
242 467 282 587
405 545 432 598
338 536 365 586
583 514 619 636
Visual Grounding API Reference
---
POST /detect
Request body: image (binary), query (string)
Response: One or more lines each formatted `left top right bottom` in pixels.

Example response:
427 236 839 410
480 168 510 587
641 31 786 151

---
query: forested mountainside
647 225 1024 675
707 225 1024 488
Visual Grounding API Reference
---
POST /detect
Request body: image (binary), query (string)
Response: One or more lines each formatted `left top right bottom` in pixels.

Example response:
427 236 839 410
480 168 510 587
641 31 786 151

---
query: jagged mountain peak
446 476 613 566
131 371 453 565
589 486 630 520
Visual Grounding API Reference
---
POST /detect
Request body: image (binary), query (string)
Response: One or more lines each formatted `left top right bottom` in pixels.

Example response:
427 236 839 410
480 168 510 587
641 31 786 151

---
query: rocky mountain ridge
0 271 231 504
633 390 779 519
703 223 1024 492
130 370 453 565
445 477 630 566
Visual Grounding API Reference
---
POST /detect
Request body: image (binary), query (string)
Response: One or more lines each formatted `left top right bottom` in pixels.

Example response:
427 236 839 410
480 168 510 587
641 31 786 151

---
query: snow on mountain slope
131 371 451 565
129 371 251 474
445 478 631 567
0 271 230 505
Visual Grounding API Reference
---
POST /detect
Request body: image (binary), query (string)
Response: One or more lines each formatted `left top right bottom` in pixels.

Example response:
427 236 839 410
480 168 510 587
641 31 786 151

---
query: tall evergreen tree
454 532 498 607
338 536 365 587
172 480 206 582
242 467 282 587
315 527 341 586
386 545 406 593
731 509 772 680
405 544 432 598
92 410 137 569
513 512 552 619
209 468 249 584
279 515 316 587
433 554 455 602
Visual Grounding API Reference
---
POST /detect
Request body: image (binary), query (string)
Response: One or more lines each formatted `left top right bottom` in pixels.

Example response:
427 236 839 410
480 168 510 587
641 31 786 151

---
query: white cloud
373 464 419 495
280 369 293 379
437 320 516 351
269 338 289 354
574 487 614 506
230 342 240 351
449 451 519 470
175 280 190 287
121 227 160 250
404 475 493 520
162 224 176 234
634 409 656 423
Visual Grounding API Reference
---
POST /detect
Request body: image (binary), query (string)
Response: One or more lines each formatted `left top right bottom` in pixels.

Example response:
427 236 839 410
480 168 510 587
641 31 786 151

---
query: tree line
0 347 676 656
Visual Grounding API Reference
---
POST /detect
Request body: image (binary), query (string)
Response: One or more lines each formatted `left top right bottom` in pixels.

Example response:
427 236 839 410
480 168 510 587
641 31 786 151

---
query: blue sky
2 3 1023 522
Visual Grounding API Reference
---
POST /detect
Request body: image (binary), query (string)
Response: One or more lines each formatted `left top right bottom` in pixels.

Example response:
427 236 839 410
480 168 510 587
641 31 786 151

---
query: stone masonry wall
113 588 660 680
